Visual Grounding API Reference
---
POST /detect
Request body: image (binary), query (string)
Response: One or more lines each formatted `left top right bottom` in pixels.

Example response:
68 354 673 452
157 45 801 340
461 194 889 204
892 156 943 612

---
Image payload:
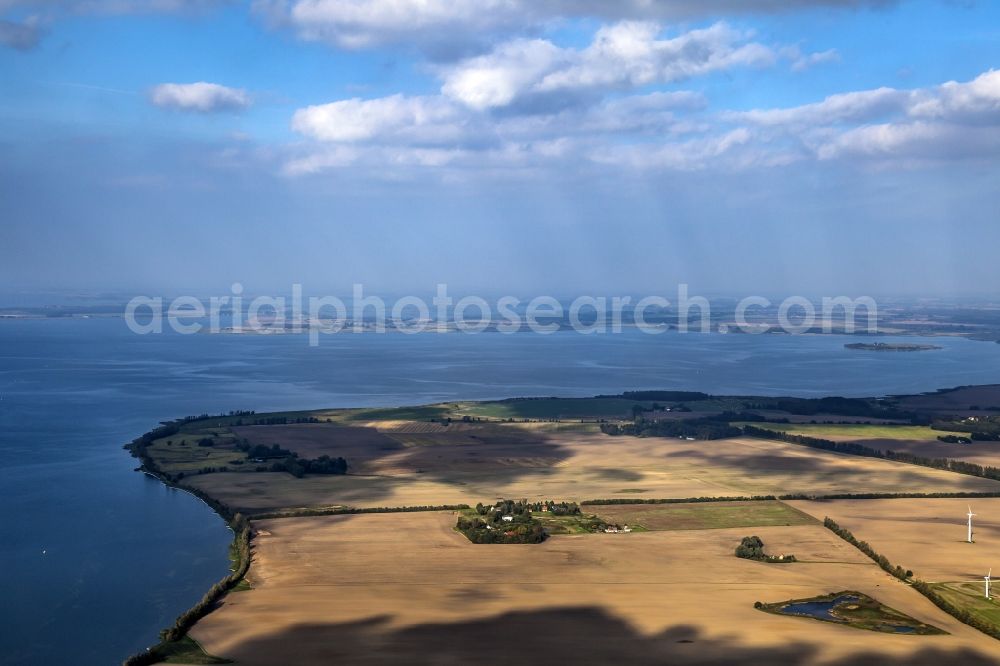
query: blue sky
1 0 999 298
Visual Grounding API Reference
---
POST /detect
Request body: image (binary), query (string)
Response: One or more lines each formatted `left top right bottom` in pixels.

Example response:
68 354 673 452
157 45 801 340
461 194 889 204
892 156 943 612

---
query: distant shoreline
846 342 943 352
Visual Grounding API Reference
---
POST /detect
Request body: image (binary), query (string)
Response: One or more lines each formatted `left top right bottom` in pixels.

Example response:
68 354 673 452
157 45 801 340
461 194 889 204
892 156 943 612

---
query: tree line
743 425 1000 482
824 517 1000 641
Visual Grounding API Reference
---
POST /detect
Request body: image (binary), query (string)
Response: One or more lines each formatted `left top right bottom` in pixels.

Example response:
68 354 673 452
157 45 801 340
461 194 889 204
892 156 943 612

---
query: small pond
775 594 923 634
780 594 860 622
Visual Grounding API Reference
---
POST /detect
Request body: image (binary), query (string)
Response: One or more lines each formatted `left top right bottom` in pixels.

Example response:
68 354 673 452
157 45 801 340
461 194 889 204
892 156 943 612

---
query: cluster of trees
743 425 1000 482
236 441 295 459
234 441 348 476
268 455 348 478
735 536 795 563
474 499 580 516
747 396 914 420
602 417 742 440
937 434 973 444
933 417 1000 441
823 518 912 581
456 511 547 544
536 501 580 516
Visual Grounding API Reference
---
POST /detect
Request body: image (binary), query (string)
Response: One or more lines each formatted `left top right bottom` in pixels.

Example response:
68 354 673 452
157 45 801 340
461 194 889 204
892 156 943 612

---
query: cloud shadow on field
216 606 999 666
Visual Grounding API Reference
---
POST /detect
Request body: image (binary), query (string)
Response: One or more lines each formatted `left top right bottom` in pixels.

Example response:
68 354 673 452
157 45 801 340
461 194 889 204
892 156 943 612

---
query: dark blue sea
3 317 1000 665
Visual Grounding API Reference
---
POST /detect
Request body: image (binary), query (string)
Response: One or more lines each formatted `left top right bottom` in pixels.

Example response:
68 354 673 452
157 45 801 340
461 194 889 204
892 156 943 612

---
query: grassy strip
823 517 1000 642
743 425 1000 482
250 504 471 520
912 582 1000 641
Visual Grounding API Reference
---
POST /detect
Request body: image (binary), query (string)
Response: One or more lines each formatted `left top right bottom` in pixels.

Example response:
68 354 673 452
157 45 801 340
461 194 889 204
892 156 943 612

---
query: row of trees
251 504 470 520
743 425 1000 482
823 517 1000 641
582 495 777 506
823 518 912 581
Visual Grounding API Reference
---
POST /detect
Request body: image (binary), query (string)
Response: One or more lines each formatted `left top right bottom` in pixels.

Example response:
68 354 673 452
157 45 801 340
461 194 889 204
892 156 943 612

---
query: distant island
845 342 942 352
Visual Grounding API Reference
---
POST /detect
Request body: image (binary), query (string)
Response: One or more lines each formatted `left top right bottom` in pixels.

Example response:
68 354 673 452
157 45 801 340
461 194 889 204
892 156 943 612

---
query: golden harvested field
189 512 1000 666
182 430 1000 512
788 498 1000 583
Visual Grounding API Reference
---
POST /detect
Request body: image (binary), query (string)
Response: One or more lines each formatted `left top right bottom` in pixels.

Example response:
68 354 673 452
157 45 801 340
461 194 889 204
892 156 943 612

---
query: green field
154 636 231 664
929 582 1000 633
736 423 971 441
589 500 817 531
454 398 655 420
148 431 249 475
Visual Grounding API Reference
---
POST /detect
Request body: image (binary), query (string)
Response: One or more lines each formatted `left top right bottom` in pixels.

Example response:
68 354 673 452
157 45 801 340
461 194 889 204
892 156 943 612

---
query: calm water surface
3 318 1000 664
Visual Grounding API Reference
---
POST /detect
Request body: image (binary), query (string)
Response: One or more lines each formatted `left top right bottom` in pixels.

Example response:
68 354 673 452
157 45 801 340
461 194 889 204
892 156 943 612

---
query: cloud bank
255 0 895 50
285 26 1000 178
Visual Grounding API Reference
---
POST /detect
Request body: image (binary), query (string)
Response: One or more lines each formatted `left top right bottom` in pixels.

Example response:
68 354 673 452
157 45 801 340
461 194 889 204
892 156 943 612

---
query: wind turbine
968 505 976 543
986 569 992 600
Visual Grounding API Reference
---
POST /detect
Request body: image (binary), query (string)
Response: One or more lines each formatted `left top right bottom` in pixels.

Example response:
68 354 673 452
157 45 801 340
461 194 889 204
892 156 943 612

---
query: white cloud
255 0 895 50
282 16 1000 179
441 38 563 110
731 87 908 126
442 22 775 111
908 69 1000 120
736 69 1000 164
256 0 520 49
150 82 251 112
291 94 462 142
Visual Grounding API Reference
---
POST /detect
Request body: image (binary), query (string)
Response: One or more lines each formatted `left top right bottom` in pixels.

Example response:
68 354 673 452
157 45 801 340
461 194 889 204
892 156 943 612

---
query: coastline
122 427 252 666
121 387 1000 663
